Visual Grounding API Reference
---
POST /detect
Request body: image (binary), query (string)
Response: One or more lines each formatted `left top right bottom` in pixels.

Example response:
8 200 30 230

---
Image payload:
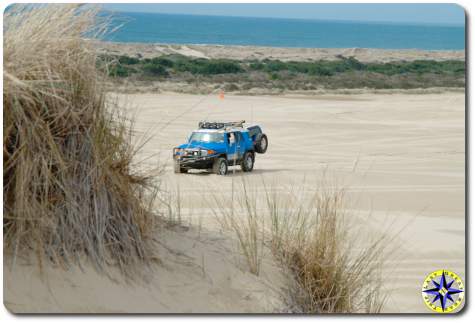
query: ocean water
104 12 465 50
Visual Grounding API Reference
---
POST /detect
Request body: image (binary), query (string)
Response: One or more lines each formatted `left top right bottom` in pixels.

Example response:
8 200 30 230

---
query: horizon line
102 9 465 28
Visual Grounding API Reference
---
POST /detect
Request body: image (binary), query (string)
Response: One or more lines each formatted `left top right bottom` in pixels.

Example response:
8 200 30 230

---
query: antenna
251 104 254 125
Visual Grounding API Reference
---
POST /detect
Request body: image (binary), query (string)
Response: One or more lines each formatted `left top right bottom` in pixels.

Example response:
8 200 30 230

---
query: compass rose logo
422 269 464 313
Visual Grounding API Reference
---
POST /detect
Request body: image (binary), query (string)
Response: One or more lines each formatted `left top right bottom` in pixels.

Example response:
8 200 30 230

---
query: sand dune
94 41 465 63
4 91 465 313
125 91 465 313
4 225 287 313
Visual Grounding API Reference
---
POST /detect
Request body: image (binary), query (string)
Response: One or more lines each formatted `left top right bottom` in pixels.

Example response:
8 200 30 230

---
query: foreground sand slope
4 225 287 313
4 91 464 313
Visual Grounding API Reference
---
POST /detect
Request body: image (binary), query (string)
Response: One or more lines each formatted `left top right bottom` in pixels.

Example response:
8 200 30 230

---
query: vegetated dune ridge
3 4 160 280
95 41 465 94
5 91 465 313
94 40 465 63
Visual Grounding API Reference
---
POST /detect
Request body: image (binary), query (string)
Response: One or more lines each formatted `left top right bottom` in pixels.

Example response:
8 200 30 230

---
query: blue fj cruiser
173 120 268 175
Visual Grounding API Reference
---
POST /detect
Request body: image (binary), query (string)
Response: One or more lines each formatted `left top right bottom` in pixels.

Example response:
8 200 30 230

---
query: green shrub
108 64 133 77
100 53 465 89
249 62 265 70
118 55 140 65
245 57 464 78
202 60 243 74
150 57 174 67
174 58 243 75
366 60 465 76
142 63 169 76
177 59 244 75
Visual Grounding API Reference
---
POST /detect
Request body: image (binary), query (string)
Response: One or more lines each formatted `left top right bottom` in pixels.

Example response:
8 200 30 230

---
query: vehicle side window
238 132 244 142
247 126 261 138
228 133 235 145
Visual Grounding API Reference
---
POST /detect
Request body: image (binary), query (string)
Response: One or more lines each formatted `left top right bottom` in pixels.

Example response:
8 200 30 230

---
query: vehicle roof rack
198 120 245 130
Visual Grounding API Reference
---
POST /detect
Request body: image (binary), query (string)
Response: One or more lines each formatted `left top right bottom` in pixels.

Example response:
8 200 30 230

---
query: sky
103 3 465 26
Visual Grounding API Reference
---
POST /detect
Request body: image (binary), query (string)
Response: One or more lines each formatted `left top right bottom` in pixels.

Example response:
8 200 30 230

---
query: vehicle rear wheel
174 161 187 173
241 151 254 172
213 157 228 175
255 133 268 154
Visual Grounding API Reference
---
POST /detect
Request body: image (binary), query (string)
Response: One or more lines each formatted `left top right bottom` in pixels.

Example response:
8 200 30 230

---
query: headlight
201 149 215 156
208 149 216 155
173 148 182 155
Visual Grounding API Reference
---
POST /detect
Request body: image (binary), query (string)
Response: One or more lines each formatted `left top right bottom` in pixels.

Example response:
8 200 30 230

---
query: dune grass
265 183 386 313
3 4 159 277
211 177 386 313
210 179 265 275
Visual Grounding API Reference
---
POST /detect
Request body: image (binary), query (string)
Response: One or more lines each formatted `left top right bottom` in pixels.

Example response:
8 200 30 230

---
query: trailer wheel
213 157 228 175
241 151 254 172
255 134 268 154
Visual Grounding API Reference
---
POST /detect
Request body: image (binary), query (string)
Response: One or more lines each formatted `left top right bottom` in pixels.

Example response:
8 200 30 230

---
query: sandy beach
4 91 465 313
128 91 466 313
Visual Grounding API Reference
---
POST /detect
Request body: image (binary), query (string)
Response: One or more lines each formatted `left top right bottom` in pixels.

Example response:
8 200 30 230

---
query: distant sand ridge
94 40 465 62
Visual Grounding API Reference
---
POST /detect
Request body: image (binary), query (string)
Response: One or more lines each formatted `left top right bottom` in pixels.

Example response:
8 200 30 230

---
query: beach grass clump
264 182 386 313
210 176 386 312
3 4 158 276
210 179 265 275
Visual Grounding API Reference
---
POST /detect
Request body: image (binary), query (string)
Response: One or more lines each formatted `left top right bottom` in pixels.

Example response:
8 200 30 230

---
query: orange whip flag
219 91 224 100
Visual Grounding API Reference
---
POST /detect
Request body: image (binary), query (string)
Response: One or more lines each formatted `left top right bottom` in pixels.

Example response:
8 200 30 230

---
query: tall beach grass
210 178 265 275
267 183 386 313
3 4 158 276
212 177 387 313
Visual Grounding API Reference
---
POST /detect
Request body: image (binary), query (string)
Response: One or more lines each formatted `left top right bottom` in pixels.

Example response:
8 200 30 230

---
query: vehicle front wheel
241 151 254 172
174 161 188 174
213 157 228 175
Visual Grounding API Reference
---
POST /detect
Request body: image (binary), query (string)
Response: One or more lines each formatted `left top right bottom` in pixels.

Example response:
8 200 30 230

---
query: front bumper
174 154 218 169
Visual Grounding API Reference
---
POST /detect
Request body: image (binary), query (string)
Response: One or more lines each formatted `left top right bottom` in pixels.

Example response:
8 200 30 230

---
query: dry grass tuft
3 4 158 277
264 180 386 313
211 176 386 312
210 178 265 275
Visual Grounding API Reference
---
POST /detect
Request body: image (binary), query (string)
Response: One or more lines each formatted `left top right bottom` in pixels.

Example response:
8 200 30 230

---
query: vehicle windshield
189 132 224 143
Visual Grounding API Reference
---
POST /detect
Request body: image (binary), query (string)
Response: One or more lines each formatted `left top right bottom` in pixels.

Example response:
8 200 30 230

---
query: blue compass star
423 271 463 311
